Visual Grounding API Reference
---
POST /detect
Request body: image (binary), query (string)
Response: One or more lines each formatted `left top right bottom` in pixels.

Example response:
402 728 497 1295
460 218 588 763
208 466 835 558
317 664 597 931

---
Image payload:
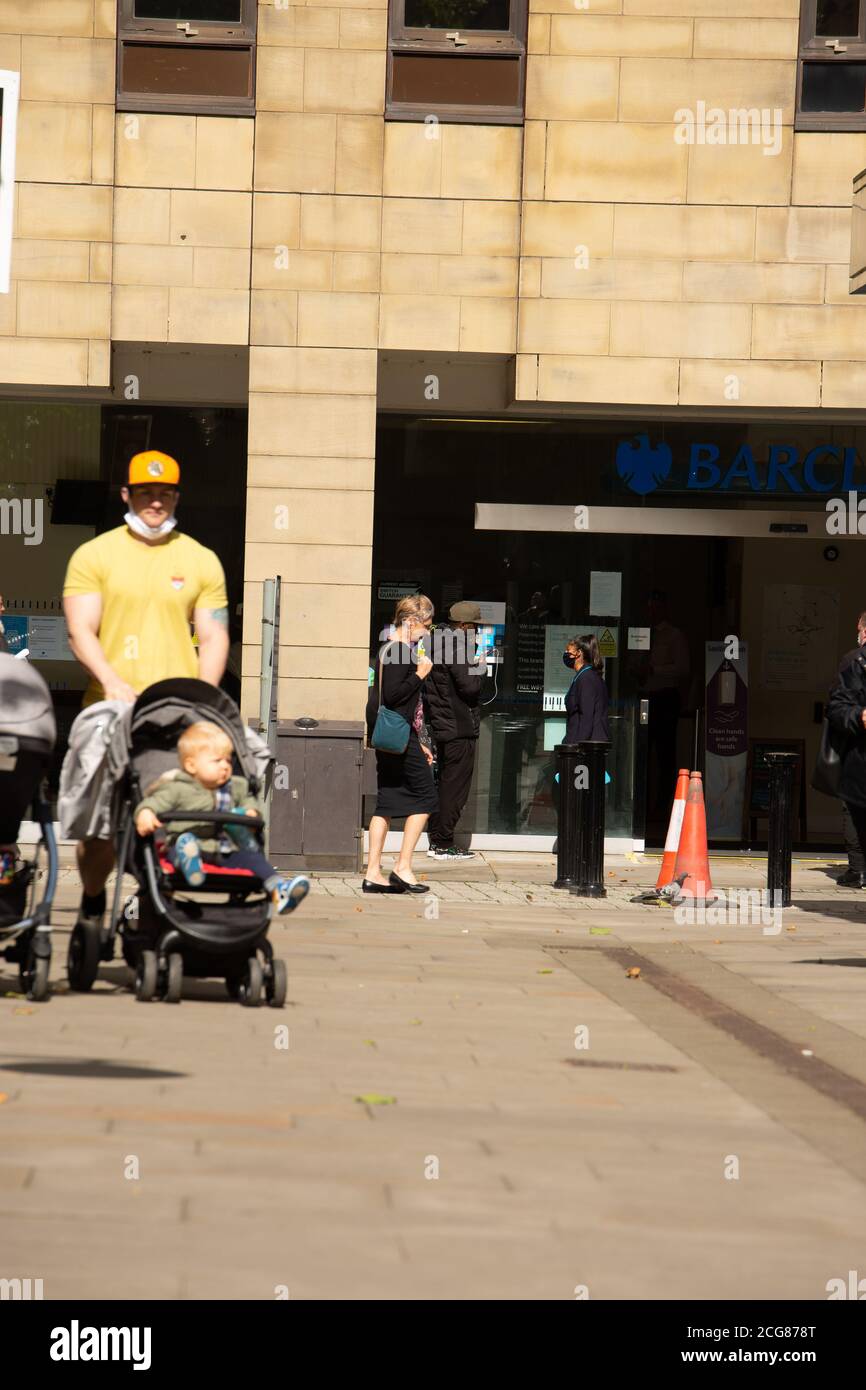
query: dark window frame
797 0 866 130
386 0 527 125
116 0 257 117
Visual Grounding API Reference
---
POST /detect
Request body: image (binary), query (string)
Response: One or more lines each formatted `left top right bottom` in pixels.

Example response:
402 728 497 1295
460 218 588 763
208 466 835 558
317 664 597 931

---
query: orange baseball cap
128 450 181 487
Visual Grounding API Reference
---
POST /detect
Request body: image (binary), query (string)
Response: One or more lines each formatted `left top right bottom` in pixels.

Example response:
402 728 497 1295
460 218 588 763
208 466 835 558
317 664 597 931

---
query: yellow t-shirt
63 526 228 705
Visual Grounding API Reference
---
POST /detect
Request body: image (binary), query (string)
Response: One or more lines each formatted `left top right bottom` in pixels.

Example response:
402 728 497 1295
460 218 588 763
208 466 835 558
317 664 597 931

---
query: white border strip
25 821 639 858
476 501 841 540
371 831 637 855
0 69 19 296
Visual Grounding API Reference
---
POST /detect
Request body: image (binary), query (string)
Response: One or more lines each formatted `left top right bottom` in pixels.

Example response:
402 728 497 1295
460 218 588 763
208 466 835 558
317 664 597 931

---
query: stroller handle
144 810 265 830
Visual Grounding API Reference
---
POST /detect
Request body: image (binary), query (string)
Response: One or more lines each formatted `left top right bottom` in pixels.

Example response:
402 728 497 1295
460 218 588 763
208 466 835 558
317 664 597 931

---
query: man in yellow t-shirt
62 450 230 931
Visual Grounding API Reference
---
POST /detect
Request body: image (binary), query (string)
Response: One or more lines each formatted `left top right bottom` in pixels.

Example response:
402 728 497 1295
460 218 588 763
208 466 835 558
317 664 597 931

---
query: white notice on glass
628 627 651 651
589 571 621 618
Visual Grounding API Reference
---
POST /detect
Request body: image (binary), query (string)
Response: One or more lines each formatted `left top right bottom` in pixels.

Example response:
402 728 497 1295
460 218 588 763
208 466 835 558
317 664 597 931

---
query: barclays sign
615 434 863 497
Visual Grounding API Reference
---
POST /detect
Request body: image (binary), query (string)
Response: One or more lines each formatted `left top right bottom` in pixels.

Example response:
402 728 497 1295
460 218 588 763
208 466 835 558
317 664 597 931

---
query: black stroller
76 677 283 1006
0 654 58 1002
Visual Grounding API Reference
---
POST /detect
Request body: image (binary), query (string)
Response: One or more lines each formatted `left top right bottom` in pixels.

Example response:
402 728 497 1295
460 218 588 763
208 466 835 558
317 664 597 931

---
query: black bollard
554 741 609 897
766 751 798 909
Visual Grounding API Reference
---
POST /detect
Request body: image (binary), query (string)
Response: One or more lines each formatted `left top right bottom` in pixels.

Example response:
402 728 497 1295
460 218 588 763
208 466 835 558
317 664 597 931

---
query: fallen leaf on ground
355 1093 396 1106
363 1039 376 1047
13 1007 35 1015
355 906 363 912
626 967 641 979
786 926 797 932
0 1094 8 1105
409 1018 422 1025
525 893 534 901
3 992 25 1000
589 926 611 935
537 968 553 974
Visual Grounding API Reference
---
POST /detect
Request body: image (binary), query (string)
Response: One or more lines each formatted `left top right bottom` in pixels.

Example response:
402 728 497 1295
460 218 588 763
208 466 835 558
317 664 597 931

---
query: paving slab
2 856 866 1299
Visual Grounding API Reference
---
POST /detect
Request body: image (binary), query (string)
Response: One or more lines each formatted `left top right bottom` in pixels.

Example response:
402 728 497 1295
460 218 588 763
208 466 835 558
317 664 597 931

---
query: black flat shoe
389 871 429 895
362 879 401 894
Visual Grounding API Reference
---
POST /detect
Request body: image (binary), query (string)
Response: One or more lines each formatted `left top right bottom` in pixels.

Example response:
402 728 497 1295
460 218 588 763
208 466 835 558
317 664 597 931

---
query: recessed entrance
371 413 866 852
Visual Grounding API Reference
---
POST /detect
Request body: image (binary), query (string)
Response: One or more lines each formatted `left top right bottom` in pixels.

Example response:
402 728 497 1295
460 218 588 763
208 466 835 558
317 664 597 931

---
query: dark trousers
647 689 681 814
427 738 476 849
843 802 864 873
844 803 866 874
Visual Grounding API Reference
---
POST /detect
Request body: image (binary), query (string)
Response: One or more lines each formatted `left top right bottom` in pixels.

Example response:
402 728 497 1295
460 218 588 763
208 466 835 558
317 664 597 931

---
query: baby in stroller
134 720 309 916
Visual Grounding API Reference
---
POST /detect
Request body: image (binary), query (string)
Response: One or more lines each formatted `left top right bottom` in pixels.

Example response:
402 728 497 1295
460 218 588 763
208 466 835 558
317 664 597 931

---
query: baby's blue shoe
272 875 310 915
173 832 205 887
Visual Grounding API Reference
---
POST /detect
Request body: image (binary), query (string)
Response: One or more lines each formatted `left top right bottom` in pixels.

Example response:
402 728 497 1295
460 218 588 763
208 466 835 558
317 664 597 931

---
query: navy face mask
562 651 576 669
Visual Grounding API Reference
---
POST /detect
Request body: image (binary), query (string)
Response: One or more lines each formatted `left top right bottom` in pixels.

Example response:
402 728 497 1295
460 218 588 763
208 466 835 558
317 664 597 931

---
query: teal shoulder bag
371 641 411 754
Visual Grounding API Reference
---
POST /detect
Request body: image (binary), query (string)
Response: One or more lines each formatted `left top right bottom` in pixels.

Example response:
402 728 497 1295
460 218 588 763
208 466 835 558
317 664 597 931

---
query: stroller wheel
163 953 183 1004
266 958 287 1009
20 946 50 1003
238 956 263 1007
135 949 158 1002
68 922 100 992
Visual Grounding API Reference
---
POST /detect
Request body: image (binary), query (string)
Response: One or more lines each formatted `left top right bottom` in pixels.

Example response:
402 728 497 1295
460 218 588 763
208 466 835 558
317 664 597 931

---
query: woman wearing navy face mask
563 634 609 744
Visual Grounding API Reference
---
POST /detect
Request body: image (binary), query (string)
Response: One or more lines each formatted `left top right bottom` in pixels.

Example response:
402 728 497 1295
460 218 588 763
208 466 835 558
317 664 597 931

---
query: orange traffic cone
656 768 690 890
671 771 714 902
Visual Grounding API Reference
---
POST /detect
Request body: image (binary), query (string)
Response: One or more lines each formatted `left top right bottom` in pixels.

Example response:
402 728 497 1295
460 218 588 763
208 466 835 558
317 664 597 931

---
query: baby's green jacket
135 771 263 853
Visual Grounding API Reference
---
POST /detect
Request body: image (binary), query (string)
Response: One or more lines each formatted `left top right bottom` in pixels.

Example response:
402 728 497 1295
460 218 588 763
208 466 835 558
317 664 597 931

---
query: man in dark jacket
827 617 866 882
834 611 866 886
424 601 486 861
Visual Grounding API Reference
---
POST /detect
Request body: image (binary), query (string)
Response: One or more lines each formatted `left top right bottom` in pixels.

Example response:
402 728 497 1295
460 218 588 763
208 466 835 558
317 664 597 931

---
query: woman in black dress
564 634 609 743
363 595 438 894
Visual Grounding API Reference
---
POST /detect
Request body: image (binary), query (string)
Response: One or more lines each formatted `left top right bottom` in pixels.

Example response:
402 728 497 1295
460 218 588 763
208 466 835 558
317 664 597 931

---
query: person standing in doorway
641 590 690 816
834 610 866 887
827 635 866 888
424 600 486 862
363 595 437 894
62 451 230 941
564 634 610 744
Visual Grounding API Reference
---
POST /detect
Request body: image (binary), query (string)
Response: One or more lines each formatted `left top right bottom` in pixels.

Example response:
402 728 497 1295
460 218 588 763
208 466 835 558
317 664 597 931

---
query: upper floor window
798 0 866 129
117 0 256 116
387 0 526 125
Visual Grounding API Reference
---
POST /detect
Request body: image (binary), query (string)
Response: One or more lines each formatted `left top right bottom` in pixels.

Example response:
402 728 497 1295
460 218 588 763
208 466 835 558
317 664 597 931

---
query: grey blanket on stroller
59 701 272 841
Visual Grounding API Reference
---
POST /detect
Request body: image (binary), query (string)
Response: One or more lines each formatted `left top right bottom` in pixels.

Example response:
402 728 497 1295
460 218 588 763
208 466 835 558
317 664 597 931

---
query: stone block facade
3 0 866 720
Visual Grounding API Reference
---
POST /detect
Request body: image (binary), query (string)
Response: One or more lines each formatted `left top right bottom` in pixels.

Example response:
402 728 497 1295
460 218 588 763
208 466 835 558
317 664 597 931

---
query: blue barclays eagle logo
615 434 673 496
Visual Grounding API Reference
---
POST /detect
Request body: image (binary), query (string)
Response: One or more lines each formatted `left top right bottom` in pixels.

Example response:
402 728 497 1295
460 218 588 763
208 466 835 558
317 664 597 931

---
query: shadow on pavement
0 1058 185 1079
795 957 866 969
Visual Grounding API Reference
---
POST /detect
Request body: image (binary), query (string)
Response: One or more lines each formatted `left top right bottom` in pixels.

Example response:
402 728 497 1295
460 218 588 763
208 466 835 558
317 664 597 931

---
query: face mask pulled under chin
124 510 177 540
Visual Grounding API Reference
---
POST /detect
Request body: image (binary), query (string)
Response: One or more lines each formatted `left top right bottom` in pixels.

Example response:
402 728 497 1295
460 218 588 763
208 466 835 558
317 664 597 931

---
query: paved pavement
2 850 866 1300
